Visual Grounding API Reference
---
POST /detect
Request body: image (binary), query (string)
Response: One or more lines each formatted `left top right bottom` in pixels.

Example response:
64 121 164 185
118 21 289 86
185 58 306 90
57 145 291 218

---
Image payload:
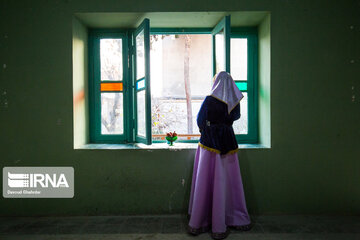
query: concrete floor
0 215 359 239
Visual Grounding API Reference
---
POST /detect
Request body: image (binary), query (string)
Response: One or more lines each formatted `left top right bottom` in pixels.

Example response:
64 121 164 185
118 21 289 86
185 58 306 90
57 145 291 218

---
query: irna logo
3 167 74 198
8 172 69 188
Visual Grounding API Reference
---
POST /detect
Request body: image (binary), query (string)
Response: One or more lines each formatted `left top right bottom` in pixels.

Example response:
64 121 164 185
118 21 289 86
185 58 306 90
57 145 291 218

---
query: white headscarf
210 71 244 114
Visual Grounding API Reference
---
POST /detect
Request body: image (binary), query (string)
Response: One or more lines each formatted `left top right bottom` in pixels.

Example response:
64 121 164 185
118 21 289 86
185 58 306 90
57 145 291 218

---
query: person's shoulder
206 95 218 102
207 95 226 105
203 95 212 103
203 95 216 104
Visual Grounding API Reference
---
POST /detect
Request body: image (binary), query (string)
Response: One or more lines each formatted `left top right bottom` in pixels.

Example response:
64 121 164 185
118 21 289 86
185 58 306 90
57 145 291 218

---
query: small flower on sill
166 131 178 146
166 131 177 138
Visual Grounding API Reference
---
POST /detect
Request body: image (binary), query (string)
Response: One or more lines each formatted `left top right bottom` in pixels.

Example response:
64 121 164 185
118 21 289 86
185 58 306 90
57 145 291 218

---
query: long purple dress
188 95 251 235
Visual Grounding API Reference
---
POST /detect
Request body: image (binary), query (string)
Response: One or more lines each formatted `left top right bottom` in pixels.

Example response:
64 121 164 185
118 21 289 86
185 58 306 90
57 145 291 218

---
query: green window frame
89 30 130 143
231 27 259 143
133 19 152 145
88 17 258 145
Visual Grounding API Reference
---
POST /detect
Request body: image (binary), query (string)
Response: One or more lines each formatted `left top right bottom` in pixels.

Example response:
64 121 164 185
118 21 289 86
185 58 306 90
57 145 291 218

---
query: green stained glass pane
235 81 247 91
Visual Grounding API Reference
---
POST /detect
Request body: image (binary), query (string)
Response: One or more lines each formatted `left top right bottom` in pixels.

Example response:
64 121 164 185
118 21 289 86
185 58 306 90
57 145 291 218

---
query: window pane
215 30 225 74
136 79 145 90
235 81 247 91
233 92 248 134
137 90 146 137
136 30 145 79
101 92 123 134
230 38 247 80
100 39 123 81
100 82 123 92
150 34 212 138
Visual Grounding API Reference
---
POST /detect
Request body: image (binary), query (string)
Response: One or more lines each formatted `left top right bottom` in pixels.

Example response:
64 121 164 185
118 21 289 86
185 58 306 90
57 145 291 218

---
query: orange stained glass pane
101 82 123 92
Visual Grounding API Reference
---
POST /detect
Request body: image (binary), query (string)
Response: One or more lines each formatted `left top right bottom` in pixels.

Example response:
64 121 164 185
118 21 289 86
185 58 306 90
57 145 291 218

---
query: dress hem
187 224 211 235
187 214 253 234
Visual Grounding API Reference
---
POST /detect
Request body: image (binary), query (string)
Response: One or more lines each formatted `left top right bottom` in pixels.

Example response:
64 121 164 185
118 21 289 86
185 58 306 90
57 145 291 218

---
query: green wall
1 0 360 216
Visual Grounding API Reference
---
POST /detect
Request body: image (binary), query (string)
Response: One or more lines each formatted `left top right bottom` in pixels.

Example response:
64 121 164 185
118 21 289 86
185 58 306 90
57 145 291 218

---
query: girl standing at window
187 71 252 240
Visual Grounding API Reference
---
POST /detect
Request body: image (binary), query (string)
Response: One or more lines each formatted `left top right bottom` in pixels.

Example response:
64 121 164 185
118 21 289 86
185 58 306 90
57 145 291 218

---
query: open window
212 15 231 74
87 13 259 145
150 16 232 143
133 19 152 145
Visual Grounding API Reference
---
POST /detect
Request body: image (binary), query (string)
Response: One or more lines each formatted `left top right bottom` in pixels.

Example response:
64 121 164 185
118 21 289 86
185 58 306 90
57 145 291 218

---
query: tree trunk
184 35 193 134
